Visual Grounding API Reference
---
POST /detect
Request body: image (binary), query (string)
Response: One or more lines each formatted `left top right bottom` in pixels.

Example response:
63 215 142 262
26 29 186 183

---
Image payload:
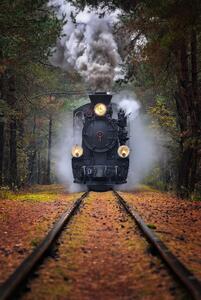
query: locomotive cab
71 92 129 192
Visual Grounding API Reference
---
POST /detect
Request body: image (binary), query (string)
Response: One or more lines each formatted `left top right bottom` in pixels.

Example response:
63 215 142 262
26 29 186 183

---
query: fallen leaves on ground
0 184 82 283
120 189 201 280
22 191 186 300
1 185 199 300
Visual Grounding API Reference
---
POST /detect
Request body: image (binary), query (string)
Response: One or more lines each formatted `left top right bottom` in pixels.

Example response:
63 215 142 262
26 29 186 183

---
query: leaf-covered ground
120 188 201 281
0 185 200 299
0 185 82 283
22 192 185 299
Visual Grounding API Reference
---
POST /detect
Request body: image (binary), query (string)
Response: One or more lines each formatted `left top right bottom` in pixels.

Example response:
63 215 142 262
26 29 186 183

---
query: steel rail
113 190 201 300
0 192 89 300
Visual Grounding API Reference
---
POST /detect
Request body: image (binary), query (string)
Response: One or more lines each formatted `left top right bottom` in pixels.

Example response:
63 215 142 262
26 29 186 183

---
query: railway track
0 192 89 300
0 190 201 300
113 190 201 300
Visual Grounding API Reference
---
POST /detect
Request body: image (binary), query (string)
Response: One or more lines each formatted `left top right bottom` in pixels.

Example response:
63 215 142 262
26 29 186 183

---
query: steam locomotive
71 92 130 191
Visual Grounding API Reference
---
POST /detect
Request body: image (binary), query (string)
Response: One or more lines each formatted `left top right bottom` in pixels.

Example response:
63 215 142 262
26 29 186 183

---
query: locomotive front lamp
94 103 107 116
71 145 83 158
118 145 130 158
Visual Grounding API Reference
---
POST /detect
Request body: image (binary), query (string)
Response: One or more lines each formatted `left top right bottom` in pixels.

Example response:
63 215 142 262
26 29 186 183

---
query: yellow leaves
11 193 58 202
148 98 177 138
0 186 61 202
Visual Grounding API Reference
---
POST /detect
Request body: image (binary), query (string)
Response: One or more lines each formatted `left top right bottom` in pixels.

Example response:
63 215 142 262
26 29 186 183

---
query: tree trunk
28 115 37 184
175 32 201 198
189 29 200 194
5 73 18 188
0 72 5 185
47 115 52 184
9 117 17 188
37 151 41 184
0 119 4 185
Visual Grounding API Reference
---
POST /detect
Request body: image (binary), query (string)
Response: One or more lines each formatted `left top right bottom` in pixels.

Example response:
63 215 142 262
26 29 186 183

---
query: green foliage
69 0 136 11
190 193 201 202
0 0 88 188
30 237 41 248
147 224 156 229
0 0 63 66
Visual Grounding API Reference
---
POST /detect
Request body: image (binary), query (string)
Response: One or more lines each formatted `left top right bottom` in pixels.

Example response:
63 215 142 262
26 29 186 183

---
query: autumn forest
1 1 201 299
0 0 201 200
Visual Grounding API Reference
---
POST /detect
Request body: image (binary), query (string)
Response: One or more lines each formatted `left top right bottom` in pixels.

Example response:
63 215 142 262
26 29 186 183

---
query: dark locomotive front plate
83 118 118 152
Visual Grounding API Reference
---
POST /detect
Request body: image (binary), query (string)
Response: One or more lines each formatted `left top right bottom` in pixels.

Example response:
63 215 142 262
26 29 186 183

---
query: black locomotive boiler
71 92 130 191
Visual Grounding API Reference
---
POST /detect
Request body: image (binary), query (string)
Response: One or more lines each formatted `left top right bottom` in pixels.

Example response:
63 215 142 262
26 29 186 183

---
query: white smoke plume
113 92 160 190
49 0 160 191
48 0 122 91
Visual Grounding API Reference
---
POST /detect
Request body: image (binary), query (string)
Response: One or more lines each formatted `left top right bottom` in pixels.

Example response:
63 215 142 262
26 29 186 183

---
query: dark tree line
0 0 63 187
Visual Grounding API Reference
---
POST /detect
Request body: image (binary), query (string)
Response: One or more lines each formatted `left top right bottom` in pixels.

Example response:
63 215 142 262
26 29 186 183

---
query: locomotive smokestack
89 92 112 106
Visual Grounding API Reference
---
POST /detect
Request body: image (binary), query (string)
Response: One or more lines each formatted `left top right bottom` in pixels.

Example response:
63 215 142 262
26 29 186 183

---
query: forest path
0 186 201 299
21 191 185 300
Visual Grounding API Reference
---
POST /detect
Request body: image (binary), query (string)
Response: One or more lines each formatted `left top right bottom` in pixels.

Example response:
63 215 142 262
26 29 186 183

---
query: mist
113 92 160 190
53 113 86 192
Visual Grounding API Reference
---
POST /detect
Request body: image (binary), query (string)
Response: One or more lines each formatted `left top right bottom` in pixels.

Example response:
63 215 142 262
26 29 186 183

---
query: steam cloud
48 0 122 91
113 92 159 190
53 113 86 192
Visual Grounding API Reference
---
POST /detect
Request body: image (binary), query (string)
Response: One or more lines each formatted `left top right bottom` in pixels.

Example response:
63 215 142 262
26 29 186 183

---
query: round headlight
71 145 83 158
94 103 107 116
118 145 130 158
